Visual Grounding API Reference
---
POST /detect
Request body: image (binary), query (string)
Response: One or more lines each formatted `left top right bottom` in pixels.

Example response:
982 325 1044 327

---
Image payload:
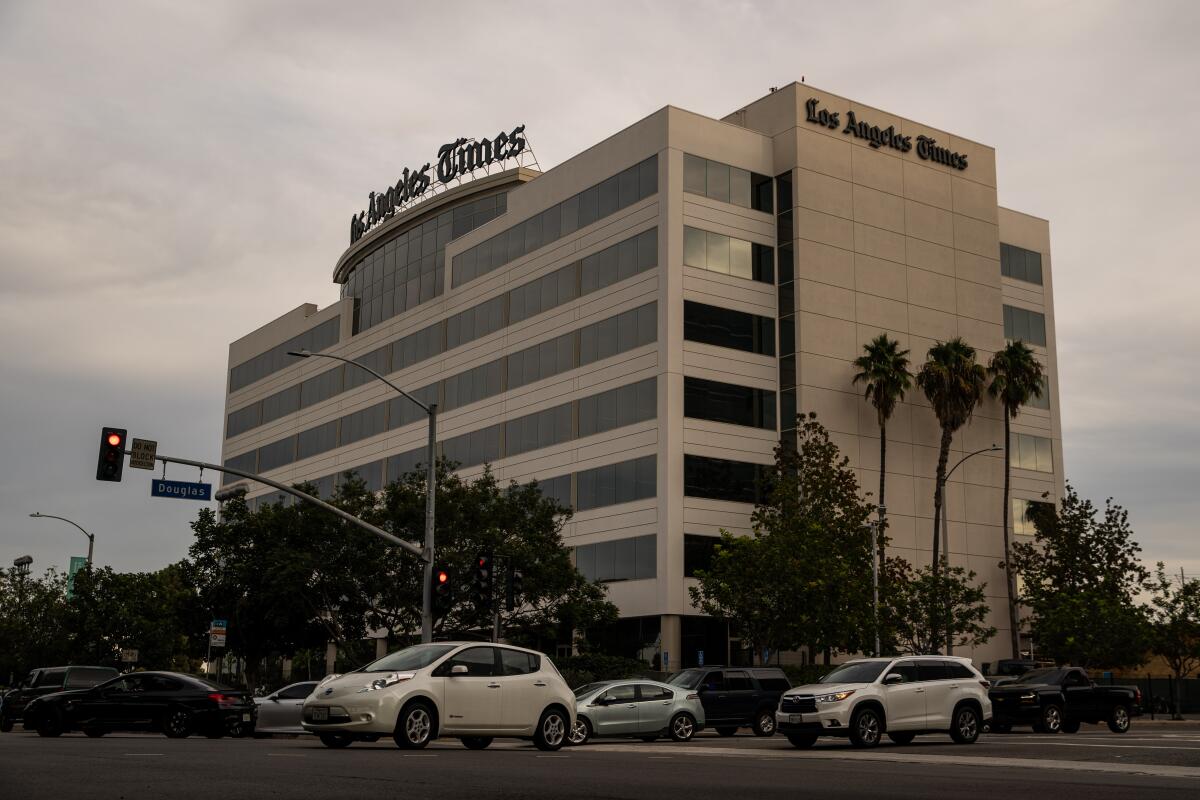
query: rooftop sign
805 98 969 171
350 125 527 244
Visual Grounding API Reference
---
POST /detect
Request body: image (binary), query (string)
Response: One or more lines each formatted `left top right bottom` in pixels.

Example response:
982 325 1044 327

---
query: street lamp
936 444 1002 654
288 349 438 645
29 513 95 567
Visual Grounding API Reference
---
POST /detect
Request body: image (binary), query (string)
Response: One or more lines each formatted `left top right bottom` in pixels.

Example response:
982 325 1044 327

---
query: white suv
776 656 991 748
302 642 575 751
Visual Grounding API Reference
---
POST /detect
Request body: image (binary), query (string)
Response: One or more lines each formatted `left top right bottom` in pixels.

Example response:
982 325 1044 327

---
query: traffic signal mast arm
137 449 424 558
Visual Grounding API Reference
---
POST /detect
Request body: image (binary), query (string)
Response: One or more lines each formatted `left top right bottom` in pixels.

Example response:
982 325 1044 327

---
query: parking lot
3 723 1199 799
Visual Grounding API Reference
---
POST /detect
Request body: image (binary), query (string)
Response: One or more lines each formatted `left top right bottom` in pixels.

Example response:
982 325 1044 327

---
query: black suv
1 666 118 732
667 667 791 736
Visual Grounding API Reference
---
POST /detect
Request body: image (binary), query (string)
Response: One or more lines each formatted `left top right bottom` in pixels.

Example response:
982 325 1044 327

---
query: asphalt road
3 724 1198 799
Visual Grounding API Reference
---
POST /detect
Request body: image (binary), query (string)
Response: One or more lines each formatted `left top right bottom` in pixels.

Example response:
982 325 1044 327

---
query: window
1001 243 1043 285
684 534 720 577
34 669 66 688
684 377 776 430
226 403 261 438
578 378 657 438
453 155 658 288
1012 498 1053 535
683 454 770 504
500 649 539 676
300 366 344 409
277 683 317 700
65 668 115 688
683 154 772 213
683 227 773 283
725 671 753 691
222 450 257 484
1003 305 1047 346
439 646 497 677
917 662 951 682
945 662 975 680
701 672 725 691
639 684 672 701
758 677 790 692
683 301 774 356
885 662 918 684
343 346 391 391
574 535 656 582
257 437 297 472
340 403 387 446
229 316 340 392
576 455 656 510
297 420 339 460
1011 433 1054 473
602 685 637 703
1023 377 1051 410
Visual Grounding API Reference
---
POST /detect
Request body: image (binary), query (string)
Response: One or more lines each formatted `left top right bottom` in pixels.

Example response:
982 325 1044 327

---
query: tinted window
278 683 317 700
500 649 539 676
684 454 770 504
443 647 498 677
34 669 66 688
701 672 726 691
684 377 776 430
683 301 774 356
145 675 182 692
603 685 637 703
725 671 753 691
684 534 719 578
820 662 888 684
667 669 705 690
639 684 672 701
885 662 918 684
945 662 975 680
65 668 116 688
918 662 951 682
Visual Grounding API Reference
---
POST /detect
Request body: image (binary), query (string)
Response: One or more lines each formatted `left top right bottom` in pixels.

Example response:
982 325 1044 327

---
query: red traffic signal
96 426 127 482
437 569 449 585
107 432 123 447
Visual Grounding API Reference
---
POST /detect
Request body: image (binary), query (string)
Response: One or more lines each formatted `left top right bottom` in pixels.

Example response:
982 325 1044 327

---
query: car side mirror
450 664 469 676
884 673 903 685
270 696 280 703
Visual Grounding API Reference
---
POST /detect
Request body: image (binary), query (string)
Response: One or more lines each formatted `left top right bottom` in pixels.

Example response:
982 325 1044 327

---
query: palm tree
915 338 987 572
988 340 1045 660
852 334 912 581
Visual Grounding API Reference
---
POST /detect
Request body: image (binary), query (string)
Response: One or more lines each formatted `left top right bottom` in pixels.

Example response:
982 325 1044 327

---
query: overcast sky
1 0 1197 580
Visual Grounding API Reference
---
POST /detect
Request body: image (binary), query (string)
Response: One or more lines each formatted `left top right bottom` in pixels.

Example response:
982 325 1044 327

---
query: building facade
221 83 1064 668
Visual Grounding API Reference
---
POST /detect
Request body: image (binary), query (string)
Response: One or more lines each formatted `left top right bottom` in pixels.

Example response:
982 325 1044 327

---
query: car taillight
686 693 699 700
1135 689 1142 705
979 680 991 689
208 693 235 708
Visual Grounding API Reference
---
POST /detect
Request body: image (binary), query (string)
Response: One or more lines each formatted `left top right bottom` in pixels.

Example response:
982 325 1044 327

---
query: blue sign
697 650 704 667
663 651 669 670
151 479 212 501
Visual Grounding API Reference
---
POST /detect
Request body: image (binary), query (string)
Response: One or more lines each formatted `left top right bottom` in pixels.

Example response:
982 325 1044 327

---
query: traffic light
432 566 451 611
96 427 127 482
506 568 523 611
472 553 493 610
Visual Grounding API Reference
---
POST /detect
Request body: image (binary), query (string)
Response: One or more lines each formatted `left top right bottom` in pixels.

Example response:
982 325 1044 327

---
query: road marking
535 755 569 758
986 739 1200 751
123 753 165 757
267 753 307 757
647 756 673 760
402 754 438 758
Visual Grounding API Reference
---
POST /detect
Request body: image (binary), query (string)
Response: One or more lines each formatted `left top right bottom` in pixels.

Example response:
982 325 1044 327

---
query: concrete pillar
376 637 389 659
282 657 292 682
324 642 337 675
660 614 681 673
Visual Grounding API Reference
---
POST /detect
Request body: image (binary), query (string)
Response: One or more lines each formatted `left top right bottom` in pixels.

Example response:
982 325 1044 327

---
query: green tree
0 568 71 685
988 339 1045 659
1148 563 1200 719
882 559 996 655
1010 485 1149 669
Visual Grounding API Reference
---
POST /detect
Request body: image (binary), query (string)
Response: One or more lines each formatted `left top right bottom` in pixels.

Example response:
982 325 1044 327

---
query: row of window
225 304 658 476
226 228 658 438
1012 498 1054 536
1000 242 1043 286
683 454 772 504
453 155 659 288
683 300 775 357
683 154 773 212
684 377 776 430
1010 432 1054 473
573 534 657 582
682 226 774 283
229 316 341 393
1003 304 1048 347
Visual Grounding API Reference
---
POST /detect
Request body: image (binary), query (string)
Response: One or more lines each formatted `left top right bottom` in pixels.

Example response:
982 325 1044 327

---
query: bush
554 653 651 690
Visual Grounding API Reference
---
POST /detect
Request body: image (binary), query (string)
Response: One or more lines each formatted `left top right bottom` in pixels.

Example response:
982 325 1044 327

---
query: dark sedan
22 671 255 739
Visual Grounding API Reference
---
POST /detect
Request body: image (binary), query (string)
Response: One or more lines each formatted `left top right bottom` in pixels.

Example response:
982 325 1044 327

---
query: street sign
151 479 212 501
66 556 87 600
209 633 227 647
120 649 138 663
129 438 158 470
663 651 669 671
210 619 228 648
697 650 704 667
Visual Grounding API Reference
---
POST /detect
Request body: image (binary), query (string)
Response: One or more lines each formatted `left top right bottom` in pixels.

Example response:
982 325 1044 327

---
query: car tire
887 732 915 745
1060 717 1081 734
1037 703 1063 734
162 708 193 739
848 706 883 748
950 705 981 744
751 709 776 737
568 717 592 746
394 702 435 749
715 726 738 737
36 709 64 738
460 736 493 750
533 708 568 752
319 732 354 749
786 733 818 749
1107 704 1131 734
83 727 106 738
669 713 696 742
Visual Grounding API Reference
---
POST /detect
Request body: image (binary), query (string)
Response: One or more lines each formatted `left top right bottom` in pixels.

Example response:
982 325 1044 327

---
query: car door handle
487 683 501 689
915 688 925 693
533 682 547 687
626 704 637 709
661 701 670 705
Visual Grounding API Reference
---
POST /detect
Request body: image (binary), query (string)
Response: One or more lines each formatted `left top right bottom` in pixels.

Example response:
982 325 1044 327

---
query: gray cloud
1 0 1197 579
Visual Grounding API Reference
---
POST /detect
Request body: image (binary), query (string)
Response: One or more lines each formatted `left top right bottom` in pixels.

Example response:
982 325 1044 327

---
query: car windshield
362 644 458 673
1011 668 1064 685
819 662 889 684
666 670 704 689
573 683 606 699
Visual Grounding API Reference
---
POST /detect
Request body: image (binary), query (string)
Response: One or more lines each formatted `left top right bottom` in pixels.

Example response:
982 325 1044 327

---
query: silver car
252 681 320 736
568 680 704 745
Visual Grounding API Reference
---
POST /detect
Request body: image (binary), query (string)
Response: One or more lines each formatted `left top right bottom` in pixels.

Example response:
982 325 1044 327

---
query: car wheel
887 732 915 745
83 727 106 738
1107 704 1131 734
162 708 193 739
319 732 354 749
1060 717 1081 734
752 709 776 737
670 713 696 742
715 726 738 737
36 709 64 738
568 717 591 746
394 702 435 749
950 705 980 744
991 722 1012 734
848 706 883 748
533 708 568 752
786 733 818 749
226 719 251 738
1038 703 1063 734
461 736 493 750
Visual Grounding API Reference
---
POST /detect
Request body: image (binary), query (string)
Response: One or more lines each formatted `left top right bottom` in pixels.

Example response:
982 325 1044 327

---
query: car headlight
1019 692 1037 702
357 672 415 693
814 690 855 704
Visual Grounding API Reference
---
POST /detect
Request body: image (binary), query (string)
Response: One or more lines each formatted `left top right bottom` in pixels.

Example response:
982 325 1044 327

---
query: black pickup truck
1 665 119 732
988 667 1141 734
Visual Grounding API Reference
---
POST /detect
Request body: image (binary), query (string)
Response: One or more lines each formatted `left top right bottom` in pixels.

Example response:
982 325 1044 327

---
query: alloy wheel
672 714 694 741
957 710 978 740
1112 706 1130 732
568 719 589 745
1043 706 1062 733
405 707 432 745
542 713 565 747
856 711 881 746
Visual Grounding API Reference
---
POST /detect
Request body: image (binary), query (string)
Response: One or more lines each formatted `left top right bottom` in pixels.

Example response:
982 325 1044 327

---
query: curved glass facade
340 191 508 334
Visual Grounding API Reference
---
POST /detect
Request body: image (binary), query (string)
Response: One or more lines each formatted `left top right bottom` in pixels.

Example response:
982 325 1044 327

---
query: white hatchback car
302 642 575 751
776 656 992 748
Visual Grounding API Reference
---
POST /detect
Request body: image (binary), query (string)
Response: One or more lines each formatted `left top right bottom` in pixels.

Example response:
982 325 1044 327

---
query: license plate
242 713 251 722
312 707 328 721
789 715 804 724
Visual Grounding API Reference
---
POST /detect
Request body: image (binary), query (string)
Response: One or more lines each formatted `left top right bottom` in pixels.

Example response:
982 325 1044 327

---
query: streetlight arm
287 350 431 415
944 445 1002 483
29 513 94 543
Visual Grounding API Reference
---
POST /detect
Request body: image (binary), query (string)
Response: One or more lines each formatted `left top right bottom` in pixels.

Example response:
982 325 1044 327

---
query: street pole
289 349 437 644
29 513 95 567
